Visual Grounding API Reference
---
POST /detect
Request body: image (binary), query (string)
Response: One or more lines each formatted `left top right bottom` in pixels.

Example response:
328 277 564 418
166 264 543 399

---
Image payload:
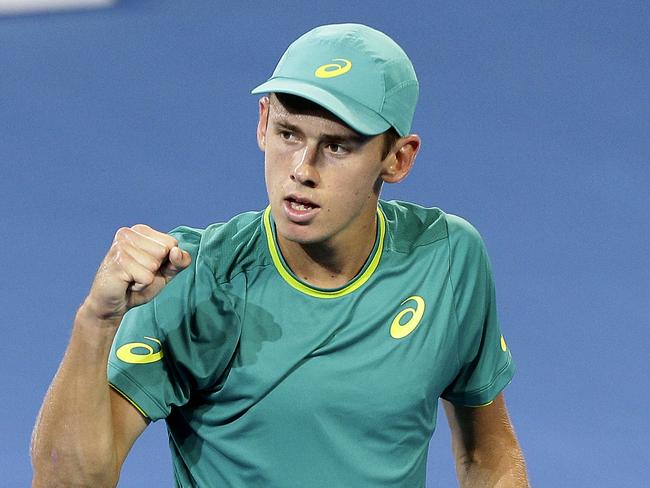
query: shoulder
444 212 485 257
380 200 489 275
380 200 484 252
379 200 446 252
169 209 268 285
444 213 492 288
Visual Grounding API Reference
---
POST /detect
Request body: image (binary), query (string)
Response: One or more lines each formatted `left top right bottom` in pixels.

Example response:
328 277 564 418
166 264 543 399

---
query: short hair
380 127 400 160
272 93 401 160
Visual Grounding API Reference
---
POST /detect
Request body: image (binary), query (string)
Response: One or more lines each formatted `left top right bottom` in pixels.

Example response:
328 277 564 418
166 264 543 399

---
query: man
32 24 530 487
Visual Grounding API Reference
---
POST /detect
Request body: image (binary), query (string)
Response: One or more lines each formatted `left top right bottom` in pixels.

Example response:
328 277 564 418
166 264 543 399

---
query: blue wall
1 1 648 486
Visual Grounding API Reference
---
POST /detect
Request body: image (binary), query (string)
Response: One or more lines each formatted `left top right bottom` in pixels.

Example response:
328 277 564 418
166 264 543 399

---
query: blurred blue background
1 1 648 486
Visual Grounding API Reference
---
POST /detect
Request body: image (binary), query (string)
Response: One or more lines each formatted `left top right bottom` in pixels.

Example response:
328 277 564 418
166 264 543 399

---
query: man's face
257 95 391 249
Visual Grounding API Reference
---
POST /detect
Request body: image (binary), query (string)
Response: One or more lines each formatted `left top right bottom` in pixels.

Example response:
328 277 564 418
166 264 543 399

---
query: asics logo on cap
314 58 352 78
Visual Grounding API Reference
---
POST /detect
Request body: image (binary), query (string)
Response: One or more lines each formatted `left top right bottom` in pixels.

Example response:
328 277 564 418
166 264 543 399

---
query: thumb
162 246 192 281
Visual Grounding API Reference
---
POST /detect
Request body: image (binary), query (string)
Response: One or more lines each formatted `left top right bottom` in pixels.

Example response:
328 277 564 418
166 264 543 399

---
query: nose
290 144 319 188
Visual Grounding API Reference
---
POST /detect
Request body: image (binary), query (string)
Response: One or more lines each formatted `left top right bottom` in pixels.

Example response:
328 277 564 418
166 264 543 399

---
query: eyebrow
272 117 371 147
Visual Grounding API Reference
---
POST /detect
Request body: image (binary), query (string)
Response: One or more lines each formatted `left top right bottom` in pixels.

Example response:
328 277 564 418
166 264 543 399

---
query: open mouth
283 195 320 222
285 196 319 211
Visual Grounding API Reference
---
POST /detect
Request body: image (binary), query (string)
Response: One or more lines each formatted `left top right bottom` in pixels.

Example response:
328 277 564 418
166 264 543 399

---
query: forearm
31 303 122 488
443 395 530 488
453 434 530 488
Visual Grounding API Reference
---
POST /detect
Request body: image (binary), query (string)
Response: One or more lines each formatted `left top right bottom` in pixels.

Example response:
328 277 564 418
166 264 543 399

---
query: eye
326 143 348 155
279 130 295 141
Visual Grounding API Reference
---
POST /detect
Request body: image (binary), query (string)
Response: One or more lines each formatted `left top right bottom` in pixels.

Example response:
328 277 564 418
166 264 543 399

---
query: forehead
268 93 363 137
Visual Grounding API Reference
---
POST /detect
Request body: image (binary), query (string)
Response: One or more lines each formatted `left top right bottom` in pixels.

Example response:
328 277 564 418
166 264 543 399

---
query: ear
256 96 270 152
381 134 421 184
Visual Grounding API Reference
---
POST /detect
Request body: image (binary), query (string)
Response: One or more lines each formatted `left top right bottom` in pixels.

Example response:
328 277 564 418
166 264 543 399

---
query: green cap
251 23 418 136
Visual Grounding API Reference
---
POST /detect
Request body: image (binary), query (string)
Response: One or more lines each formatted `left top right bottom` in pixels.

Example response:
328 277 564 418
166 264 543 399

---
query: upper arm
442 393 518 456
110 388 150 469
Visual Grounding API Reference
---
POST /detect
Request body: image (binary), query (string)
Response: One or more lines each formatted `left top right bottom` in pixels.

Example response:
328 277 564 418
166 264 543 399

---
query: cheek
350 164 383 192
263 149 282 182
325 171 377 205
264 142 291 174
263 156 279 197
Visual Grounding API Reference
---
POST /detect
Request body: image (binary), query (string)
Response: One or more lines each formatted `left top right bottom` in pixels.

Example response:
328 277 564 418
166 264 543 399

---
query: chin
277 225 322 246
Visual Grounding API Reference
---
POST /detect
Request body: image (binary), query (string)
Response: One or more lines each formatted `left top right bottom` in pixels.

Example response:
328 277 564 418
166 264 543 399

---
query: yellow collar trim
263 206 385 299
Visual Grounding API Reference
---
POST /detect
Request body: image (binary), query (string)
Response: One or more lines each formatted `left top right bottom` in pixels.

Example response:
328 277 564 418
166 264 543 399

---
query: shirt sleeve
108 226 241 421
441 215 515 406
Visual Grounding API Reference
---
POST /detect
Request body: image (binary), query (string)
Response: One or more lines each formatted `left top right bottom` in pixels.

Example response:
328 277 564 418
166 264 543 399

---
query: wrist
68 301 123 365
77 298 124 330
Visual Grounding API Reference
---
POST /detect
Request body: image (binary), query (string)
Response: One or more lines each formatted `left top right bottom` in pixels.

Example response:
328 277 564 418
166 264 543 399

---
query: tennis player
32 23 530 487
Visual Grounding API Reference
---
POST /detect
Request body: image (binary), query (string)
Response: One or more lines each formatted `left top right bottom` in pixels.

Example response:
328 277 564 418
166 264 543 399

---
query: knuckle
131 223 150 233
159 237 176 253
145 255 161 272
110 240 127 258
158 232 177 248
113 248 128 265
150 244 169 260
114 227 131 241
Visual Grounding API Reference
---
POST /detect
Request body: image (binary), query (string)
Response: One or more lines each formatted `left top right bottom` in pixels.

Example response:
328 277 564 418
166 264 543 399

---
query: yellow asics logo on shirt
315 58 352 78
116 336 163 364
390 296 426 339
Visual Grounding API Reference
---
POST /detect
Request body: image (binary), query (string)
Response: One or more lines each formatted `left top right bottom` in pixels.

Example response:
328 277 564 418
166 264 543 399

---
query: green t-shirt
108 200 515 487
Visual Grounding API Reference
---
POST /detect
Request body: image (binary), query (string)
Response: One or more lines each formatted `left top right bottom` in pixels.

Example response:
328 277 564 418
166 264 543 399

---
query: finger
130 224 179 250
111 246 156 290
114 226 175 265
130 282 148 292
170 247 192 269
161 247 192 281
120 242 162 274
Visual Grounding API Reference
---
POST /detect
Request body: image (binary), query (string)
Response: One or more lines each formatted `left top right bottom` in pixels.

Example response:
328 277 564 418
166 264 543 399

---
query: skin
31 94 529 487
444 396 530 487
259 94 530 486
31 226 190 487
257 94 420 287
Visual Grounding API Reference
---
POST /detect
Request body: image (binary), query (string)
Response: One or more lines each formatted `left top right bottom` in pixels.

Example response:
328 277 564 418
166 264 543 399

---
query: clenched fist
84 224 192 323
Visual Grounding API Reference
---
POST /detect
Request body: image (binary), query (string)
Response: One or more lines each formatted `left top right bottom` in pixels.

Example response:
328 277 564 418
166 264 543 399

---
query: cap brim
251 77 391 136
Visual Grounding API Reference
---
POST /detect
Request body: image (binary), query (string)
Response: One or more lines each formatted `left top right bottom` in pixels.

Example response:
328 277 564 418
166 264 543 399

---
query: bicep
110 388 150 468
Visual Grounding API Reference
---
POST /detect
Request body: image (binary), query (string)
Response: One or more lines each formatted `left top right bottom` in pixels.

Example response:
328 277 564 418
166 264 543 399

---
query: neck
277 213 378 289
